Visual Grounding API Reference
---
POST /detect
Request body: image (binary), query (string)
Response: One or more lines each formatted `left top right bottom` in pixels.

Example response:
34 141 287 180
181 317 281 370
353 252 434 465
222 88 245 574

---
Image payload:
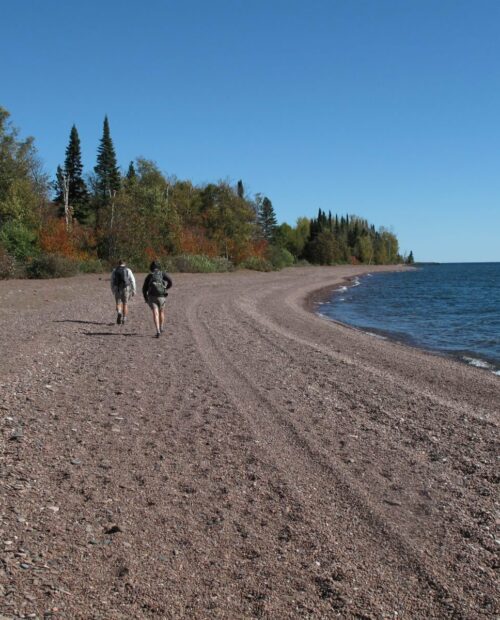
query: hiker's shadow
54 320 114 326
82 331 144 337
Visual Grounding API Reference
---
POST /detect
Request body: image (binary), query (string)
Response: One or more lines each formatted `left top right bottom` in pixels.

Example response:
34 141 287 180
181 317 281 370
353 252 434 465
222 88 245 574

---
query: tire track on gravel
186 294 472 619
234 292 498 426
218 295 498 613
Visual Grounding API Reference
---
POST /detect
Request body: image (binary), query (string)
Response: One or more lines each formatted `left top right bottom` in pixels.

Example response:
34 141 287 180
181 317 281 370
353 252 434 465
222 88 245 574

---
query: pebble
70 459 82 465
105 524 122 535
10 428 24 441
47 506 59 513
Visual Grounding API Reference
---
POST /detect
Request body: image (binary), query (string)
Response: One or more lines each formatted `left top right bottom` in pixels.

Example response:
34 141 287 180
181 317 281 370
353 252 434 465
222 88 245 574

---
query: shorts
114 287 132 304
148 295 166 309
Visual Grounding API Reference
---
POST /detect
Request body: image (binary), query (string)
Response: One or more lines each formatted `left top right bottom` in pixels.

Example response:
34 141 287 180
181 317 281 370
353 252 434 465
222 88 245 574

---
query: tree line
0 106 412 277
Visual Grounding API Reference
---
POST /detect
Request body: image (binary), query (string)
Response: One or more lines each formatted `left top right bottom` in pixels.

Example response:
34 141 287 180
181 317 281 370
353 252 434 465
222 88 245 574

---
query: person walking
110 259 136 325
142 260 173 338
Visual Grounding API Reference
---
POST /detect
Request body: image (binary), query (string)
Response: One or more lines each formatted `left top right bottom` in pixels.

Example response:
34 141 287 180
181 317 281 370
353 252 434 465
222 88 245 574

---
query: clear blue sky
2 0 499 262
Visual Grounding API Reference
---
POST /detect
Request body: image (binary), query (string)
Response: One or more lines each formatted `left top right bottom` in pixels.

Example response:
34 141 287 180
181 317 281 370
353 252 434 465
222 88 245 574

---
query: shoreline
305 267 500 376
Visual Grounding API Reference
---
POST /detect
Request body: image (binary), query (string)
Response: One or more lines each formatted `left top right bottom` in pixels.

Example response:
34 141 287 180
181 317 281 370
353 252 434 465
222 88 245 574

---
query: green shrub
164 254 234 273
0 220 38 261
0 244 16 279
266 245 295 270
78 258 107 273
239 256 273 272
26 253 79 279
208 257 234 272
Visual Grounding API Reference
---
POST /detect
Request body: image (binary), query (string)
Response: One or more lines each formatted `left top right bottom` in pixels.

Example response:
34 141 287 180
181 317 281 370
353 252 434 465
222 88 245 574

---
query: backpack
148 270 167 297
114 266 130 289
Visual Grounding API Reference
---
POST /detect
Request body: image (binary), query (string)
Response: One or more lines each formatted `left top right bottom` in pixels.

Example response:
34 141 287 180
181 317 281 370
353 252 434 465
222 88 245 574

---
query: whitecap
463 356 492 369
366 332 386 340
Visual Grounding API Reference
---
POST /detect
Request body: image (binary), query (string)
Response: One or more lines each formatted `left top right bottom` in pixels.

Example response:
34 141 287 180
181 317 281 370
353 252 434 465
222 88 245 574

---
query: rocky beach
0 266 498 619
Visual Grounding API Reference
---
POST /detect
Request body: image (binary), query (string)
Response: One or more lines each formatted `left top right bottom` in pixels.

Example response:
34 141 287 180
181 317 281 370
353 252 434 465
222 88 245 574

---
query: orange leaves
179 228 219 257
40 218 94 259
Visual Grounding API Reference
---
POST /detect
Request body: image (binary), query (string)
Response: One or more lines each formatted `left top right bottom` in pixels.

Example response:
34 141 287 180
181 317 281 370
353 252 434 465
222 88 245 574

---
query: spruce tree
94 115 121 201
237 179 244 199
126 161 136 181
54 124 89 222
258 196 278 242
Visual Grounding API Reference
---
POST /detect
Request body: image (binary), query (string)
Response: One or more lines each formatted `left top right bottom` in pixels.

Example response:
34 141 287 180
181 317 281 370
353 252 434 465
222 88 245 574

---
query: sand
0 265 498 619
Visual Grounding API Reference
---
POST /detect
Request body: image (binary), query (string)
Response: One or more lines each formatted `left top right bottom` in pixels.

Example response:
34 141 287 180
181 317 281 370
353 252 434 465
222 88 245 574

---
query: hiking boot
155 331 161 338
122 316 127 325
116 312 122 325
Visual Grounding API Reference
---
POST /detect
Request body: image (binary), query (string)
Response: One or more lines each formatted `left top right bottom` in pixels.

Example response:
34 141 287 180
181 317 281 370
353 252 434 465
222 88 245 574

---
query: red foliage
179 228 219 257
226 238 268 265
40 218 94 259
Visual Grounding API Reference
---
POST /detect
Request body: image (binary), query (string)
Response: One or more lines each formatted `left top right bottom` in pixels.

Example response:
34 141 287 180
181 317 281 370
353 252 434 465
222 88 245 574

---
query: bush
266 245 295 270
164 254 234 273
0 245 16 279
26 253 80 279
78 258 107 273
208 257 234 272
0 220 38 261
239 256 273 272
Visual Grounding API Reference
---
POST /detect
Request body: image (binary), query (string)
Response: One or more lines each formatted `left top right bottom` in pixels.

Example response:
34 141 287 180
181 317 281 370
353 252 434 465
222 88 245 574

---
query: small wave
463 356 492 370
493 370 500 376
339 297 345 301
366 331 386 340
338 286 347 292
352 278 361 287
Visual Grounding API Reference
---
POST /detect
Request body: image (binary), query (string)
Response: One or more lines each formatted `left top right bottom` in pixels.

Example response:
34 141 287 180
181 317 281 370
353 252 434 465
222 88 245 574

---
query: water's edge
312 271 500 377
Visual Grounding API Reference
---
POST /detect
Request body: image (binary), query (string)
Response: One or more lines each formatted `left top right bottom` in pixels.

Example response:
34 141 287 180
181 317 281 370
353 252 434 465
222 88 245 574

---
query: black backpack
148 270 167 297
114 266 130 289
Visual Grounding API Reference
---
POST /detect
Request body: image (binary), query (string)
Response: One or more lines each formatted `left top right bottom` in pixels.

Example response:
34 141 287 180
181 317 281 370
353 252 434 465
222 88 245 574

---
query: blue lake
318 263 500 375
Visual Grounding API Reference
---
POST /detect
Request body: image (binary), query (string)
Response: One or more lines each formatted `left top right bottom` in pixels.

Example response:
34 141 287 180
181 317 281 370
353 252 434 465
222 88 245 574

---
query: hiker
110 259 136 325
142 260 173 338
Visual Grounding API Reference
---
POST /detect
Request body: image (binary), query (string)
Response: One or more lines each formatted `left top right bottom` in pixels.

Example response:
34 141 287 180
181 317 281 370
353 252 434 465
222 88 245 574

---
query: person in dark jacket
142 260 173 338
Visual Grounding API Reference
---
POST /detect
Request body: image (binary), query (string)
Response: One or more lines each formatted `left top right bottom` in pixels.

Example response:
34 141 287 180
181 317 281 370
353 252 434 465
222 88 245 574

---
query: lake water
317 263 500 375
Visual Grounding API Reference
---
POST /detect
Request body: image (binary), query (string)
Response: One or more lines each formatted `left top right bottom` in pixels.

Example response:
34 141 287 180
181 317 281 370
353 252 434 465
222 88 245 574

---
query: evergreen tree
54 125 88 222
126 161 136 181
258 196 277 241
407 250 414 264
94 115 121 201
237 179 244 199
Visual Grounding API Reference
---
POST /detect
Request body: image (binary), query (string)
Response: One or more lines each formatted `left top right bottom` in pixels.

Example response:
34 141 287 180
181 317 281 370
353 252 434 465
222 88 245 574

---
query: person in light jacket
110 259 136 325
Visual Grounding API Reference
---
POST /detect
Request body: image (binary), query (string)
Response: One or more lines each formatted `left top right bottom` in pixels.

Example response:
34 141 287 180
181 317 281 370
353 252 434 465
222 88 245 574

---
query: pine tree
54 125 89 222
407 250 414 264
94 115 121 201
258 196 278 241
